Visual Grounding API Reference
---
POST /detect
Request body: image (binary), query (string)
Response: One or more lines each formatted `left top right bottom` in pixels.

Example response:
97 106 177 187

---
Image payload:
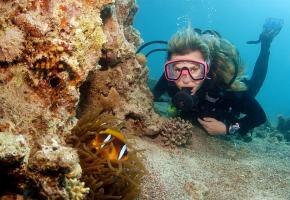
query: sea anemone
67 107 146 199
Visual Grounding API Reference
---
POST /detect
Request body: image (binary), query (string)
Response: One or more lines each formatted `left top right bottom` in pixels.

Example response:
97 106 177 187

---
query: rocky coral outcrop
252 118 290 143
0 0 151 198
277 115 290 141
76 0 162 135
0 26 25 62
0 132 29 164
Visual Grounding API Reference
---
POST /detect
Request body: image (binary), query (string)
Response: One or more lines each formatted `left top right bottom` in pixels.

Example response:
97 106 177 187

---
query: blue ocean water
134 0 290 124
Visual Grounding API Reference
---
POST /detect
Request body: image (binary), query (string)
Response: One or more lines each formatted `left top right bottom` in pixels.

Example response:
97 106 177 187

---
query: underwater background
0 0 290 198
134 0 290 125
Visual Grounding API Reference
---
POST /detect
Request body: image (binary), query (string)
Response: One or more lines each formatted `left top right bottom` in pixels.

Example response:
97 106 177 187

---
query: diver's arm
247 40 270 97
231 94 267 135
247 17 283 97
152 73 168 100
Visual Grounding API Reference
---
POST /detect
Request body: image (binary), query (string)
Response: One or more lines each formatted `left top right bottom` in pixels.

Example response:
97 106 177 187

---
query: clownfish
91 128 128 161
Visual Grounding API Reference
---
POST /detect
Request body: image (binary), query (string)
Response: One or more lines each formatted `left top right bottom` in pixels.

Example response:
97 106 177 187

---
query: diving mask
164 59 209 81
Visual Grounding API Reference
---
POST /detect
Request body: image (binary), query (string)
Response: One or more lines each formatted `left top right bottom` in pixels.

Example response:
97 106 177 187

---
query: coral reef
65 178 90 200
136 53 147 67
0 133 29 198
252 118 290 143
0 0 149 198
277 115 290 132
28 141 80 173
0 0 111 138
0 132 82 199
0 25 25 63
159 117 194 146
276 115 290 141
67 109 146 200
76 0 162 136
0 132 29 165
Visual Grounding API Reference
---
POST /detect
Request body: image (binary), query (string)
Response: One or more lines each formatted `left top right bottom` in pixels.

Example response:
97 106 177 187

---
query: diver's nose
180 70 191 83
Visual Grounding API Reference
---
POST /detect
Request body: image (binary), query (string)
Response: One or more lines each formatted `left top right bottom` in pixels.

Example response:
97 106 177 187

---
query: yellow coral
73 3 106 49
65 164 82 179
84 0 115 7
74 15 106 52
136 53 147 66
72 7 107 69
65 178 90 200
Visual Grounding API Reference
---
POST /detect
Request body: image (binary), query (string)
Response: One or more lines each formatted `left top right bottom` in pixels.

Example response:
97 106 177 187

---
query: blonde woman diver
151 19 283 136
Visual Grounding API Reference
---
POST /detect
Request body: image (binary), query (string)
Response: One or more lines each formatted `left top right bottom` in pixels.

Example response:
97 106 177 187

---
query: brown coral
0 67 13 84
160 117 194 147
136 53 147 67
13 13 50 37
0 25 25 62
0 106 4 118
99 87 121 111
29 45 81 87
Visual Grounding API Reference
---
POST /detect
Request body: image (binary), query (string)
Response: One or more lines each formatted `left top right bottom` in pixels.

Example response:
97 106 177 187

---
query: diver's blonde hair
168 27 247 91
167 27 210 63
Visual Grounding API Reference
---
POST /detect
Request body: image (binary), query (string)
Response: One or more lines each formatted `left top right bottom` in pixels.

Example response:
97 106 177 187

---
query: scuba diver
137 18 283 136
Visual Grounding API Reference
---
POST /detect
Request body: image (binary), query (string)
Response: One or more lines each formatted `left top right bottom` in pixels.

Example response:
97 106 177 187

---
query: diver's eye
189 65 200 72
174 68 181 73
191 65 199 70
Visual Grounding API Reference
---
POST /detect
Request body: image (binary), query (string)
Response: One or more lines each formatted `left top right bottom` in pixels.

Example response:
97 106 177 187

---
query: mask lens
165 60 206 81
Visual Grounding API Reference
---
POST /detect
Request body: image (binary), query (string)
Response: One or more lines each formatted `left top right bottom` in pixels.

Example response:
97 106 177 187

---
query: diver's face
171 51 207 95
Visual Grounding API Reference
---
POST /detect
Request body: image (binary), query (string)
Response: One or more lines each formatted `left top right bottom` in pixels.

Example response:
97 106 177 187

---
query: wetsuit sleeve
232 94 267 135
247 39 271 97
152 73 168 100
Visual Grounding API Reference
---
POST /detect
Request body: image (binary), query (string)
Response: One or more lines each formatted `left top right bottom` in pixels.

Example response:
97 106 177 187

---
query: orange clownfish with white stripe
91 128 128 161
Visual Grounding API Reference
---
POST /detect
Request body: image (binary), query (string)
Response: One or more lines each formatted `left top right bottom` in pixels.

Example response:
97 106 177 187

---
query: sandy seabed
135 127 290 200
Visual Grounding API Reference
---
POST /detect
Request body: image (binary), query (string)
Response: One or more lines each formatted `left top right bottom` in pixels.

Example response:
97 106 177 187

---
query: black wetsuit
153 44 270 136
